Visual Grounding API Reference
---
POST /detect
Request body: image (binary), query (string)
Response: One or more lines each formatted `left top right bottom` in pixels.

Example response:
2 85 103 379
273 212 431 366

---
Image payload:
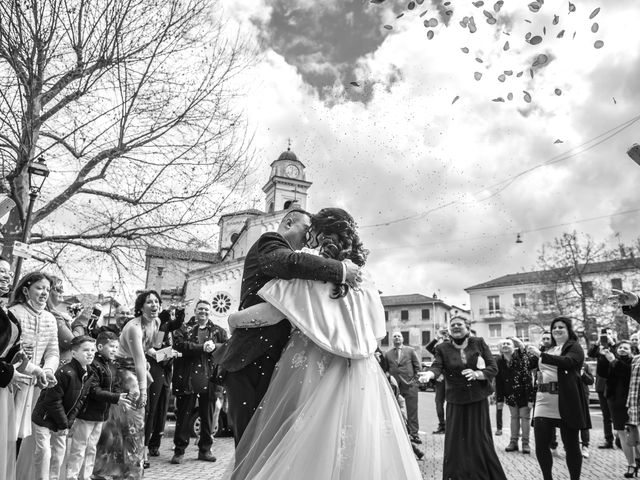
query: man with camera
588 327 617 449
426 328 449 434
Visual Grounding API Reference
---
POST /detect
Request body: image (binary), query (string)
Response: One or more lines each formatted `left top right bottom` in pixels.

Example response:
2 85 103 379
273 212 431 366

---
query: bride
227 208 421 480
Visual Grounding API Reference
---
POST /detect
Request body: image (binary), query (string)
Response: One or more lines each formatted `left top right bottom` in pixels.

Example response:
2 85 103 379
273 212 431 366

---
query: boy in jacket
32 335 96 480
65 331 130 480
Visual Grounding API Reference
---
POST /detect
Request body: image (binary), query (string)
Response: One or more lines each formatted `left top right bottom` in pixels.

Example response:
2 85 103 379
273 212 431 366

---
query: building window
581 281 594 298
211 292 232 315
541 290 555 308
611 278 623 291
513 293 527 308
384 310 389 322
422 330 431 345
515 324 530 341
488 323 502 338
401 331 409 345
381 333 389 346
421 309 430 320
487 296 500 314
157 266 164 277
400 310 409 321
284 200 294 209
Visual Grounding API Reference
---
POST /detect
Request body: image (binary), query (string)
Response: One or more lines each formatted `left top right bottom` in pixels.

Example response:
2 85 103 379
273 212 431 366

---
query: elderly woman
527 317 590 480
92 290 160 480
422 316 507 480
598 340 636 477
46 275 78 364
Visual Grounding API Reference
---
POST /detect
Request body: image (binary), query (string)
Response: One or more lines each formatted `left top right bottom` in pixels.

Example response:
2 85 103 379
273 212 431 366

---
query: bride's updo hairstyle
310 208 368 298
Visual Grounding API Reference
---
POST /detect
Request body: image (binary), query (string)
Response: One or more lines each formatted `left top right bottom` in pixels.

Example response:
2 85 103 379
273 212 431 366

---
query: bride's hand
343 259 361 288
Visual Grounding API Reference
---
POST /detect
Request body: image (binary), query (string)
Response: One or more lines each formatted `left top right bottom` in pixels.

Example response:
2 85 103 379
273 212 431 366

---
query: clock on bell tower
262 147 312 213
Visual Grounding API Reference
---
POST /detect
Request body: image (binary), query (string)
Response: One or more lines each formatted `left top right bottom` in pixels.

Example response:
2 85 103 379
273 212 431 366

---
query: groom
213 208 360 445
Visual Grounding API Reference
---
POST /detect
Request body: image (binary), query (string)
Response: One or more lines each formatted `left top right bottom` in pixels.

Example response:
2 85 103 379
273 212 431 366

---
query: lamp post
108 285 117 324
12 157 50 287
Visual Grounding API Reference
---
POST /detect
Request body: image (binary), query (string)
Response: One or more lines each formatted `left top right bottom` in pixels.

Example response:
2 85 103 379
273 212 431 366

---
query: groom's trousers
225 355 279 446
400 383 420 436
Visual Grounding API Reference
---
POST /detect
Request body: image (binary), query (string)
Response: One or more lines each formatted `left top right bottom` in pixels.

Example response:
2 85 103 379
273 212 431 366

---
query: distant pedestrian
426 329 448 435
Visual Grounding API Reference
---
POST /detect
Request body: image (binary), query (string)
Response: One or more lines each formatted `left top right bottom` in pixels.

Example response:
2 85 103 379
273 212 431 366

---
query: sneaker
148 447 160 457
581 446 589 458
170 454 183 465
197 451 217 462
432 427 445 434
495 429 502 436
522 443 531 454
598 442 614 449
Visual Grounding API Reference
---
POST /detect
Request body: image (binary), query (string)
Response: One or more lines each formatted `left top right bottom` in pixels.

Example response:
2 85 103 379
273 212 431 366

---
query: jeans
509 405 531 444
496 405 503 430
33 425 67 480
598 391 614 443
65 419 104 480
534 417 582 480
173 391 219 455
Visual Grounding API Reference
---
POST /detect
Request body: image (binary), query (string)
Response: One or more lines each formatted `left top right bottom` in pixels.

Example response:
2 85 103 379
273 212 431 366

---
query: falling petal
557 29 565 38
446 10 453 15
416 0 424 3
492 97 505 102
591 23 599 33
468 17 477 33
525 32 532 41
370 0 386 3
474 72 483 80
452 95 460 104
503 31 511 36
554 88 562 95
529 35 543 45
476 57 483 63
483 10 493 18
350 81 360 87
613 97 617 104
487 17 497 25
554 139 563 144
525 19 532 24
427 30 435 39
552 14 559 25
568 2 576 12
444 1 451 5
384 24 393 30
533 54 548 67
428 18 439 27
530 68 534 78
507 92 513 100
543 26 546 35
461 47 470 53
397 13 404 18
498 74 506 82
528 2 541 13
516 71 523 77
503 41 510 51
420 9 429 17
594 40 604 49
504 70 513 75
459 17 469 27
589 7 600 19
573 31 576 39
408 1 416 10
472 1 484 7
523 90 532 103
494 1 504 12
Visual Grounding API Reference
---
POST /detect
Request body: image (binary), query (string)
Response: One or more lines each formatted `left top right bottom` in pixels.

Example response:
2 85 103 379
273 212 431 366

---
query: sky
212 0 640 308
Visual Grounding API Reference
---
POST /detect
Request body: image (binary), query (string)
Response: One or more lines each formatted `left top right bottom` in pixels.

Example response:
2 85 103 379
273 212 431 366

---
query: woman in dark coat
423 316 507 480
527 316 591 480
597 340 636 477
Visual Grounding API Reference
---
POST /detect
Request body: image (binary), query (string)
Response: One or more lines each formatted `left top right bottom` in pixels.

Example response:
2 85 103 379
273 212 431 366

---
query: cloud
222 0 640 306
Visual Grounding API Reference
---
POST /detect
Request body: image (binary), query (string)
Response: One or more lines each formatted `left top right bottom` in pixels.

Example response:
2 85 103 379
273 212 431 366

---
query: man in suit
385 330 422 443
426 329 449 434
213 208 360 446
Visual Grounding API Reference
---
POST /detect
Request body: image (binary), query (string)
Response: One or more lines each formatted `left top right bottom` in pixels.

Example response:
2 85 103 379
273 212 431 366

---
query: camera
599 328 612 348
87 306 102 330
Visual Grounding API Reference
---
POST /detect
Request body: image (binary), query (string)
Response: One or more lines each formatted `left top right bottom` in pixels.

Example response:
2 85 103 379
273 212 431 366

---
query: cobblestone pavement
144 392 628 479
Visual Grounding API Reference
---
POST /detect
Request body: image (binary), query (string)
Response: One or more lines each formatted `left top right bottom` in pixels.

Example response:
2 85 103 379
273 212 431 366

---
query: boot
505 440 519 452
522 442 531 454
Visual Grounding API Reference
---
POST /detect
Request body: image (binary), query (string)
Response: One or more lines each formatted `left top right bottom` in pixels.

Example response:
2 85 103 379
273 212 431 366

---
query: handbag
626 424 640 447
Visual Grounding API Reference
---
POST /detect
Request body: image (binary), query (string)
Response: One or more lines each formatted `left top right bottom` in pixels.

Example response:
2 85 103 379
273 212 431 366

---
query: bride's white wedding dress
231 272 422 480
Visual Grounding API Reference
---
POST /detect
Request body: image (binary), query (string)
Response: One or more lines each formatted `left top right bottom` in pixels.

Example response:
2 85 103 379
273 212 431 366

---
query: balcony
479 308 504 319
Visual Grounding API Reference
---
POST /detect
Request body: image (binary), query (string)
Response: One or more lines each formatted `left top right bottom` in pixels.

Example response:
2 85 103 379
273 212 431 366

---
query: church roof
277 150 298 162
380 293 446 307
219 208 264 219
145 246 220 263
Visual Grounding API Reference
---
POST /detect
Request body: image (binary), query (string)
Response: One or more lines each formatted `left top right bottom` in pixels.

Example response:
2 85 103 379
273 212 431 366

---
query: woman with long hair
92 290 160 479
228 208 421 479
527 316 591 480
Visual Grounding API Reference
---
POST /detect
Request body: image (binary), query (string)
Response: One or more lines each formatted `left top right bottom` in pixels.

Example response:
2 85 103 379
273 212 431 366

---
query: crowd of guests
0 256 229 480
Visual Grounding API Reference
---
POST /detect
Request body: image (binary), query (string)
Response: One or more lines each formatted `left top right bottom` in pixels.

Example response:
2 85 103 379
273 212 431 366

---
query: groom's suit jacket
385 345 421 389
213 232 344 372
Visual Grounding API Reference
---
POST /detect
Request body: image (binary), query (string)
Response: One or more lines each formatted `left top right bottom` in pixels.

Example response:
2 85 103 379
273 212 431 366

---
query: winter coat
78 352 121 422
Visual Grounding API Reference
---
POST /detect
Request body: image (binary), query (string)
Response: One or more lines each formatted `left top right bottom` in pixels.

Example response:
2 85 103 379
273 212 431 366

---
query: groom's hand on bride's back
343 259 362 288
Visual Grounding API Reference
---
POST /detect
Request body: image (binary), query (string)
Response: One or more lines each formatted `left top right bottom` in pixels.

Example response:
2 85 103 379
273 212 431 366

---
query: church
144 148 311 330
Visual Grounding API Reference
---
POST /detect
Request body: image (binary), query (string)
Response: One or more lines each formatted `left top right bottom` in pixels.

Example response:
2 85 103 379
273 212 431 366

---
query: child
31 335 96 480
65 331 130 480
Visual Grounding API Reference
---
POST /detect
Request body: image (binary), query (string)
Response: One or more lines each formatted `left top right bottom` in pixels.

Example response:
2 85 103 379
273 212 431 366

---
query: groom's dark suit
213 231 343 444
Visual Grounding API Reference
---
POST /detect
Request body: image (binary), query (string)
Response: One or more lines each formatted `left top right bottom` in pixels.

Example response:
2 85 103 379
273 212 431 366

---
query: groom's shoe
198 451 217 462
170 454 184 464
410 434 422 444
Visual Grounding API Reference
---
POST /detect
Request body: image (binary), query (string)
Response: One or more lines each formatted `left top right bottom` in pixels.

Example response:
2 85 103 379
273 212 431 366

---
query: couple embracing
214 207 421 479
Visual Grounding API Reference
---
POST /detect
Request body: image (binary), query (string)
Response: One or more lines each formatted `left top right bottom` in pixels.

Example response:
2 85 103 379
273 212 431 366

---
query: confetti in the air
461 47 470 53
554 139 564 144
529 35 543 45
474 72 483 80
492 97 505 102
350 81 361 87
554 88 562 95
503 41 510 51
523 90 532 103
589 7 600 19
452 95 460 104
383 24 393 30
594 40 604 49
569 3 576 13
427 30 435 39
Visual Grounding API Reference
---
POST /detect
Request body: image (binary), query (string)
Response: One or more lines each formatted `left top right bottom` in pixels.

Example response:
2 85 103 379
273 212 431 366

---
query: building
143 147 310 329
465 258 640 352
380 293 455 361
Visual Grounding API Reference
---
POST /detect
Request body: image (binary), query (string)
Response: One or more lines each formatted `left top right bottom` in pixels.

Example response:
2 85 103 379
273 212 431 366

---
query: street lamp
108 285 117 324
12 156 50 286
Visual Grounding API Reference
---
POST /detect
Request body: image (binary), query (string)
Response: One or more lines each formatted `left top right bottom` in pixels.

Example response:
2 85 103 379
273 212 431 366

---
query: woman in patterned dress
228 208 421 480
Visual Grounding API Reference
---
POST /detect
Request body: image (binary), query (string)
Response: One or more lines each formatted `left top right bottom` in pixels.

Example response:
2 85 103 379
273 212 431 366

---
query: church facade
144 148 310 330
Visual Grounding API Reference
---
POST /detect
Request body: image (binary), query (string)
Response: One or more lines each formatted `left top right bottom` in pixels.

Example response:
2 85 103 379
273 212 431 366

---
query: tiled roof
219 209 264 218
145 246 220 263
381 293 443 307
465 258 640 291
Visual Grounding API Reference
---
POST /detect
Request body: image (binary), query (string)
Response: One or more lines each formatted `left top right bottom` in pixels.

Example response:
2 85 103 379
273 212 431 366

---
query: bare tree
0 0 253 277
